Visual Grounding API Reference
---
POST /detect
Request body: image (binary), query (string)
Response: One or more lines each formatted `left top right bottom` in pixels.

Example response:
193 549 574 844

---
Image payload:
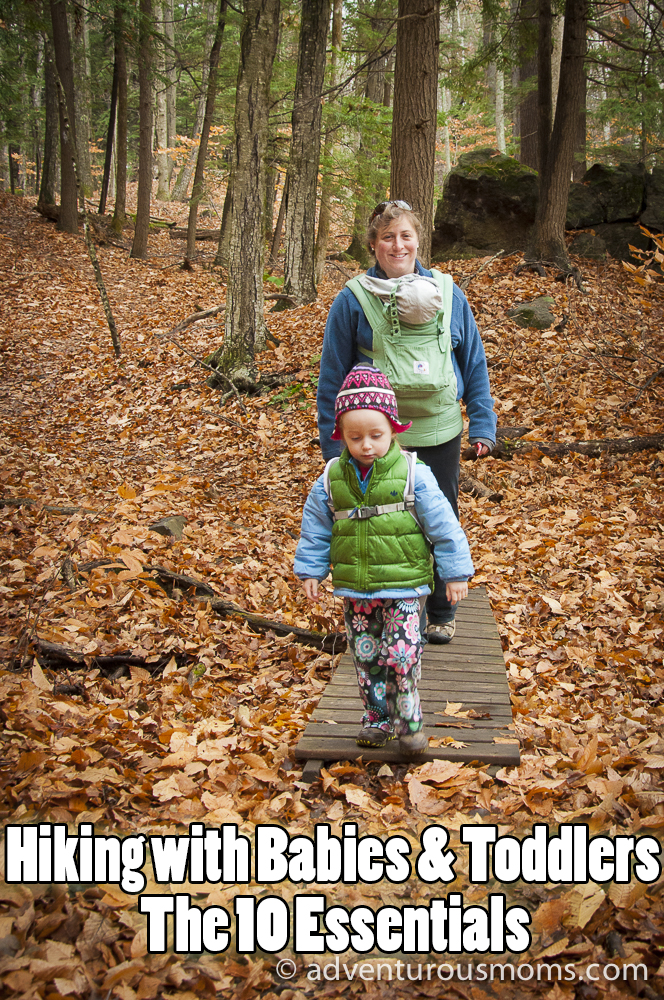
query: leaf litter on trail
0 195 663 997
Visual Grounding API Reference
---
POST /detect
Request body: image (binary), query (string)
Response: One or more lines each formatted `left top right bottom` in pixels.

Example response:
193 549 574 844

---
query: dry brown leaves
1 193 664 998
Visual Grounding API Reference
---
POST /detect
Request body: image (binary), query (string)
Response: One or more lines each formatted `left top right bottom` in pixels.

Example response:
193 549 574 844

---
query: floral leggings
343 597 424 736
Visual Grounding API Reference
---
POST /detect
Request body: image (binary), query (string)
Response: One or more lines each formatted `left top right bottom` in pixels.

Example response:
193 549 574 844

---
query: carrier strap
323 451 422 528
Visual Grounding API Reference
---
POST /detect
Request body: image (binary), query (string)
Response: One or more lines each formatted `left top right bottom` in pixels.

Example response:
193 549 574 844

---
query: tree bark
572 70 587 181
220 0 280 370
163 0 177 180
390 0 439 267
282 0 331 305
527 0 588 270
516 0 538 170
492 434 664 460
131 0 154 260
186 0 228 261
98 43 119 215
537 0 552 175
111 1 128 233
155 0 170 201
171 0 217 202
314 0 343 285
38 35 59 211
70 3 93 195
269 171 287 263
346 1 395 267
50 0 78 233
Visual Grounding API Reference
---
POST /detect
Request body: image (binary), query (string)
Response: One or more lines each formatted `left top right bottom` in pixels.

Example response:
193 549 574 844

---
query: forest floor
0 192 663 999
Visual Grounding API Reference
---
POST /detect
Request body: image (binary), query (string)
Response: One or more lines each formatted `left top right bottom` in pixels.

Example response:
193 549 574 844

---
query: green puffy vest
345 269 463 448
328 441 433 592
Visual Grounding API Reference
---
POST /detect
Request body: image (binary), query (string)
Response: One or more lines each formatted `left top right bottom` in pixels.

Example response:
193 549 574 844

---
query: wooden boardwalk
295 586 519 770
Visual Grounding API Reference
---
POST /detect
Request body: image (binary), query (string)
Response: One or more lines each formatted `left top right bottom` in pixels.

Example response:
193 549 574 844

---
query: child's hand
303 578 319 601
446 581 468 604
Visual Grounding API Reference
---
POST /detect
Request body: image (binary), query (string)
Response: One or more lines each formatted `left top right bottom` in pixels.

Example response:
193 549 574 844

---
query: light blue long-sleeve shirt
294 456 474 598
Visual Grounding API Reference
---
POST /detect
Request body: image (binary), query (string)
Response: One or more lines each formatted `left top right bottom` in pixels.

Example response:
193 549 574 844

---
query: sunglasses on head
369 200 412 223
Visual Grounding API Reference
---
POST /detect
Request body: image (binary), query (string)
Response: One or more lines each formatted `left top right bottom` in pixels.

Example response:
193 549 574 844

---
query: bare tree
390 0 439 266
314 0 343 285
131 0 154 260
527 0 588 270
111 1 128 233
282 0 331 304
38 35 59 212
49 0 78 233
218 0 280 375
186 0 228 261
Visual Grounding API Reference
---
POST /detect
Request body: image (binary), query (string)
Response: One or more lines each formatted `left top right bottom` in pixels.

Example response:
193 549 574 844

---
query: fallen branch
459 472 503 503
75 560 346 652
154 304 224 339
492 433 664 460
153 312 247 414
169 226 221 241
459 250 505 291
31 638 186 677
206 598 346 652
0 498 96 514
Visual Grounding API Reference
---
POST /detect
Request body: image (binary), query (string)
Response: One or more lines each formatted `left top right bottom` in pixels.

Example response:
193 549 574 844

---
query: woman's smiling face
373 215 419 278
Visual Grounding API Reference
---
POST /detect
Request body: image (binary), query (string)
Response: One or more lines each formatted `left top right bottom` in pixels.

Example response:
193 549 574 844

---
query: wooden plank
296 736 520 768
294 586 518 768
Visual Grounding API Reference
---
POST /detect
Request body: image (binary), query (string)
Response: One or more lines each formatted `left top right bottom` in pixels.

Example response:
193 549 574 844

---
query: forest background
1 1 664 999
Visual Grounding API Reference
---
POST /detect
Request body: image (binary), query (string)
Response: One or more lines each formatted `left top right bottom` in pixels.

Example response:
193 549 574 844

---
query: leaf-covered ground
1 192 663 998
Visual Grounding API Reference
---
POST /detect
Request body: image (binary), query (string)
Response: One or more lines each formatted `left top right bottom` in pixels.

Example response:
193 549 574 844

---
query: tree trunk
390 0 439 267
70 3 93 195
572 70 587 181
314 0 343 285
38 36 59 210
163 0 177 180
537 0 552 175
155 0 170 200
131 0 154 259
282 0 331 305
345 2 394 268
221 0 280 370
216 149 234 264
111 1 128 233
495 68 506 152
31 36 44 196
98 43 119 215
527 0 588 269
50 0 78 233
517 0 538 170
269 171 287 262
186 0 228 261
171 0 216 202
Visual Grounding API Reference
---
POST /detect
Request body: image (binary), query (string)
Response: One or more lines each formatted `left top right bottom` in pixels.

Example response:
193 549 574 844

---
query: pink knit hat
331 364 412 440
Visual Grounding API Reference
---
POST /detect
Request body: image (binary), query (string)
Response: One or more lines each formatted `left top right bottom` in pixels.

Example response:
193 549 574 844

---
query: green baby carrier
345 269 463 448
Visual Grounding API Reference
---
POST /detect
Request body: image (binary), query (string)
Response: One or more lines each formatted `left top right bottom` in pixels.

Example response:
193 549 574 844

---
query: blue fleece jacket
317 260 497 461
294 456 474 598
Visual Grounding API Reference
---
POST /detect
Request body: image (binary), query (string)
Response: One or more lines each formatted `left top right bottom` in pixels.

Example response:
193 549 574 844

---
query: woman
316 200 496 643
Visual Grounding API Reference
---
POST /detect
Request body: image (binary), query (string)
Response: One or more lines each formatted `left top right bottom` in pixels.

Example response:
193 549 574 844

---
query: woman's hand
303 579 319 601
446 581 468 604
476 443 490 457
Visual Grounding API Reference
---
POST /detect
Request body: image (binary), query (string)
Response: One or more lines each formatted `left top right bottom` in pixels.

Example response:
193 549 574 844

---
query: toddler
294 364 474 757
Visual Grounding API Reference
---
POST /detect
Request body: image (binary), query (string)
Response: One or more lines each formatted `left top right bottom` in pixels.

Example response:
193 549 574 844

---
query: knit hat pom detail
331 364 412 440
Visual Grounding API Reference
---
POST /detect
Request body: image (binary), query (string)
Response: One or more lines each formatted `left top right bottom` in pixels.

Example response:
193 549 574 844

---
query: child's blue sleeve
413 464 475 580
294 476 334 581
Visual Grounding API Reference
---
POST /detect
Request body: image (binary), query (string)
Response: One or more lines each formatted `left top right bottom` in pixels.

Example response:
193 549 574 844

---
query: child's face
340 410 393 466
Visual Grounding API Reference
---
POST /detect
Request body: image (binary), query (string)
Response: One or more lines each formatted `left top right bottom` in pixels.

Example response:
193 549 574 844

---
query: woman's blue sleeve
294 477 334 581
